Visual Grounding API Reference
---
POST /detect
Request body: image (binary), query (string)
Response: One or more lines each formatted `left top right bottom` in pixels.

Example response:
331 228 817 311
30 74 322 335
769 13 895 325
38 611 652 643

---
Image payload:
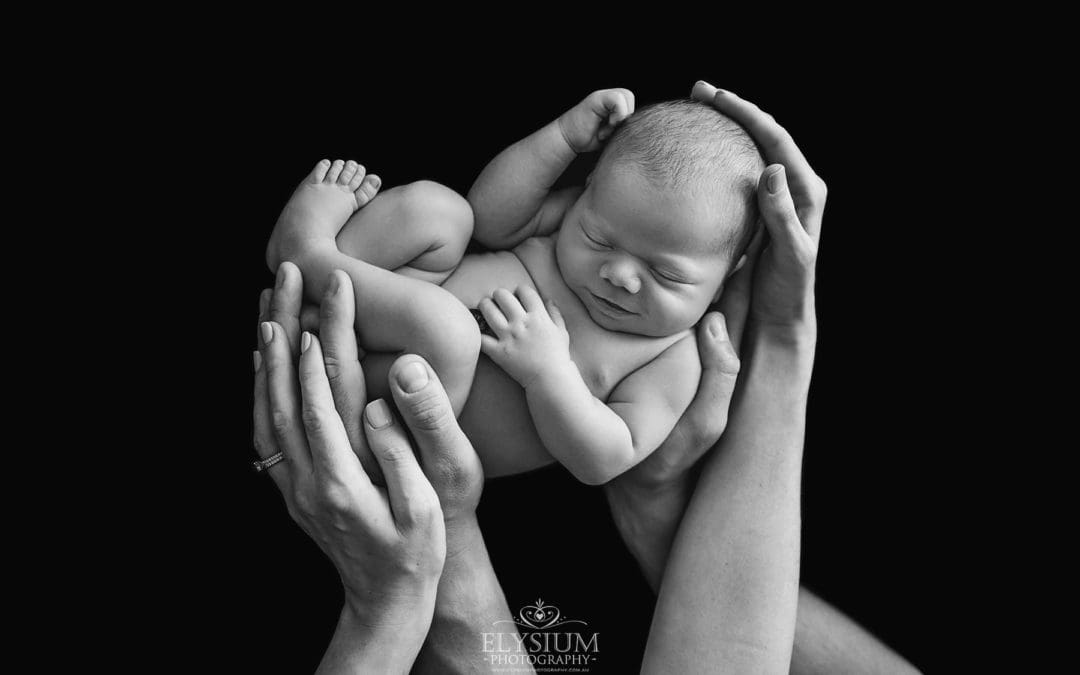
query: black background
172 51 978 672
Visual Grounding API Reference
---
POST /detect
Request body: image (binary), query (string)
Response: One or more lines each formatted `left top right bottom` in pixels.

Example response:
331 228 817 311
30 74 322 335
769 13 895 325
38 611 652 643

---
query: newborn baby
267 92 764 484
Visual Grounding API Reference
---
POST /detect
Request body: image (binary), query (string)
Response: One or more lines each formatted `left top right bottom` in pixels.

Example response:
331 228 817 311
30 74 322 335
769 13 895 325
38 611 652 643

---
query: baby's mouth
590 291 636 316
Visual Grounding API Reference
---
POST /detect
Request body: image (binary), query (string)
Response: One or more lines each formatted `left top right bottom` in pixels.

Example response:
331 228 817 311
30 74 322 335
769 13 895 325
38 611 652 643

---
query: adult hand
606 82 828 588
253 262 445 672
693 80 827 334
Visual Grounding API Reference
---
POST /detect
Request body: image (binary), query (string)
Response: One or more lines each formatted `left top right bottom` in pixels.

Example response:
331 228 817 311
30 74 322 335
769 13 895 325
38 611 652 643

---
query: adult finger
253 347 291 493
298 332 371 490
260 320 313 476
270 262 304 354
650 313 742 479
387 356 481 513
706 86 827 238
319 270 379 480
716 228 762 352
363 398 441 527
701 86 815 187
758 166 815 259
299 304 320 334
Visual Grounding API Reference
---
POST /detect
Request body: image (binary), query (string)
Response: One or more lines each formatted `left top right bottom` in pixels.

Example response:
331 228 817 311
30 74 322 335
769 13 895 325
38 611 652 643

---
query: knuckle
376 442 413 466
319 481 354 513
301 405 326 434
270 409 294 440
322 352 345 382
407 393 454 432
292 489 316 520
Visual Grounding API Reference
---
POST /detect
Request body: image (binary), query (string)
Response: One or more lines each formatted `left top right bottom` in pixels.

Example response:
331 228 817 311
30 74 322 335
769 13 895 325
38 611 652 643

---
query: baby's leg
276 161 480 415
336 179 474 285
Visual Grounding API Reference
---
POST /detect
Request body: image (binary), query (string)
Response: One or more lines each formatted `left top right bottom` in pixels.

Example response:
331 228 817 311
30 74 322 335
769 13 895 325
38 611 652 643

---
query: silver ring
253 452 286 473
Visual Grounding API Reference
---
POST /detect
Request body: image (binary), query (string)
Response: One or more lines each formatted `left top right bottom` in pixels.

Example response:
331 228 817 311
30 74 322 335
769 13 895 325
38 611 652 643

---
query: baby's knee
398 180 474 246
416 293 480 367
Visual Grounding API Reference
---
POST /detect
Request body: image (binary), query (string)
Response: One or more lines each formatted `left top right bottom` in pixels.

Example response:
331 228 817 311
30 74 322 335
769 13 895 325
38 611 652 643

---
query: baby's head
556 98 765 336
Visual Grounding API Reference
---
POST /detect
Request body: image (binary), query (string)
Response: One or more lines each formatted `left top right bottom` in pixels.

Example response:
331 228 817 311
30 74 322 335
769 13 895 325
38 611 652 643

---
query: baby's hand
557 89 635 154
478 287 570 389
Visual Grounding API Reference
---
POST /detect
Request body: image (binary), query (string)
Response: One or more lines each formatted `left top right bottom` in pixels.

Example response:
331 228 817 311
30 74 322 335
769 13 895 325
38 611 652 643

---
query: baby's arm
530 335 700 485
478 287 699 485
467 89 634 250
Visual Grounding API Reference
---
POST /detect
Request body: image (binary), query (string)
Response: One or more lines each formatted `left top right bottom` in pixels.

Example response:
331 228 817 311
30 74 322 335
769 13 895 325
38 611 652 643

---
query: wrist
523 353 576 392
326 598 433 673
553 116 584 156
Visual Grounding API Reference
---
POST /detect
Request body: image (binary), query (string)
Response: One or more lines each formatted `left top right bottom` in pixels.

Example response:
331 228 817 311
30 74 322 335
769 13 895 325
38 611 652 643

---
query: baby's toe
325 159 345 183
339 160 358 185
355 174 382 206
347 164 367 191
307 159 331 183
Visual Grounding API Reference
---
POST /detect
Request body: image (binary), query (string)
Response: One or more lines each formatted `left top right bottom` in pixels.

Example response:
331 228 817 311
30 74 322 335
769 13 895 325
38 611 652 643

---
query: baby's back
443 234 688 477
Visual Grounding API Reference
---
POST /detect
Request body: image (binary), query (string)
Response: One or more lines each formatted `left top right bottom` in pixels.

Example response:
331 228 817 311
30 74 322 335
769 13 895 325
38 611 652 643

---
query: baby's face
556 166 736 337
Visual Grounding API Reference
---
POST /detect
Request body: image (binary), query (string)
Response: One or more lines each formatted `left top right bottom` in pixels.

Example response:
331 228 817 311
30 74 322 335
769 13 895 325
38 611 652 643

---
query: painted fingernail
253 351 262 372
301 331 312 353
768 166 786 195
260 322 273 345
396 361 428 393
365 399 392 429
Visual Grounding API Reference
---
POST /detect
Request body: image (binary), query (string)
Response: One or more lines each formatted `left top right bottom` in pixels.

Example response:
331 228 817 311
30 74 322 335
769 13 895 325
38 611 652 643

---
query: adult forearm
467 120 577 249
318 601 434 674
413 517 525 674
643 321 815 674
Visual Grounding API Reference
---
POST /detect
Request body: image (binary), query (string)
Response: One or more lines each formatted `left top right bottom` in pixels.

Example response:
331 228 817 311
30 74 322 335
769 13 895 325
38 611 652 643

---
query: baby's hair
595 98 765 258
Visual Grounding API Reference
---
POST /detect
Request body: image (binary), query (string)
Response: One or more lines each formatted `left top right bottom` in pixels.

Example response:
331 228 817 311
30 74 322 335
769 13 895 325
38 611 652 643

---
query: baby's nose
600 260 641 294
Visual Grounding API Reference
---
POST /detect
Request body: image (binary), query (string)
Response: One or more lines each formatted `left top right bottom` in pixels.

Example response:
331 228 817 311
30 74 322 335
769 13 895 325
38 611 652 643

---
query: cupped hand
253 263 445 630
606 82 828 588
693 81 827 334
604 240 756 588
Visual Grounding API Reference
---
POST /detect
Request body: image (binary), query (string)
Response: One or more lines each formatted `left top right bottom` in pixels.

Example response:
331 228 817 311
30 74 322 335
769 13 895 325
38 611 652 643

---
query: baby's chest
444 239 675 400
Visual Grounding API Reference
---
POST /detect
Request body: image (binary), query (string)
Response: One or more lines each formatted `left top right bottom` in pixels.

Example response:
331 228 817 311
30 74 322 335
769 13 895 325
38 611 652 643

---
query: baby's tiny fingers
516 286 545 313
547 301 565 330
492 288 526 322
478 297 509 335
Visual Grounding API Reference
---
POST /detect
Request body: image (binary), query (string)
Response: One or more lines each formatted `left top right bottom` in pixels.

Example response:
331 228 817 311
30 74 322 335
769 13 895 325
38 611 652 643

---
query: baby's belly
442 250 556 475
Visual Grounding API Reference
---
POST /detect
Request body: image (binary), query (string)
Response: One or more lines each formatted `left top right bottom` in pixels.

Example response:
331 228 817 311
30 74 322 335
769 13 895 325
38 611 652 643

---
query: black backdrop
181 55 963 672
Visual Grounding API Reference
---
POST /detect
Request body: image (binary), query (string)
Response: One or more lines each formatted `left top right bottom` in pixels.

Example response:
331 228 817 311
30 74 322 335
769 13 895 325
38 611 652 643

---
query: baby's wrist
524 355 576 393
554 114 584 155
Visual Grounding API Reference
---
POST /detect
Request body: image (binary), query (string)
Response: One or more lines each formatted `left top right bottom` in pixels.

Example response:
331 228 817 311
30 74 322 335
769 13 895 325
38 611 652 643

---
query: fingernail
328 271 341 295
260 322 273 345
276 264 287 288
396 361 428 393
365 399 392 429
767 166 786 194
301 331 312 353
709 315 728 341
715 88 728 96
253 351 262 372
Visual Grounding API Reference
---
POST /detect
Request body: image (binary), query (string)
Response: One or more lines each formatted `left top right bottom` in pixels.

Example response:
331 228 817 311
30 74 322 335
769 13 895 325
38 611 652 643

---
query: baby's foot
267 159 382 270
